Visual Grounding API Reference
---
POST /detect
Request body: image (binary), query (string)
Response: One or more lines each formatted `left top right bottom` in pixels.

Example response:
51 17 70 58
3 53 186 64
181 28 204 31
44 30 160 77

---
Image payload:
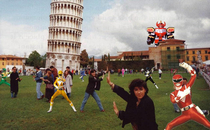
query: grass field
1 72 210 130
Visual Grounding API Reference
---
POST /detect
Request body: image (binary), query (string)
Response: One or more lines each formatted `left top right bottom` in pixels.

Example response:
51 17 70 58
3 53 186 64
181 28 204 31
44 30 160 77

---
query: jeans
36 82 43 99
80 91 104 111
11 92 17 98
173 103 179 111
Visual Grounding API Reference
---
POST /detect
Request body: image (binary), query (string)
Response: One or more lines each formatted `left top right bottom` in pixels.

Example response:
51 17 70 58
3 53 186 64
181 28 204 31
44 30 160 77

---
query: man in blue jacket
34 66 44 100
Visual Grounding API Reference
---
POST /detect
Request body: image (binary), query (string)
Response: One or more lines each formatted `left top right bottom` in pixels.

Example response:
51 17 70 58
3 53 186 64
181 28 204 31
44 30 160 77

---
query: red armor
165 69 210 129
147 21 174 46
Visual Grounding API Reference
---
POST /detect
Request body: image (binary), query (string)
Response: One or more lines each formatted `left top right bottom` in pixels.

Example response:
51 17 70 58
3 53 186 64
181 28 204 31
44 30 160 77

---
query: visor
173 78 183 83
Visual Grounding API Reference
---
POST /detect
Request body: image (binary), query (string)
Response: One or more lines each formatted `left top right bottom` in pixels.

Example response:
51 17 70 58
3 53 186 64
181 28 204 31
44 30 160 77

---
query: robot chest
155 29 166 36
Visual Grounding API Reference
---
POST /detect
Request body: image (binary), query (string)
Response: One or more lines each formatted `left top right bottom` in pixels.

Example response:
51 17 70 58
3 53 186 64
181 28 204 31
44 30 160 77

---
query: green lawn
1 72 210 130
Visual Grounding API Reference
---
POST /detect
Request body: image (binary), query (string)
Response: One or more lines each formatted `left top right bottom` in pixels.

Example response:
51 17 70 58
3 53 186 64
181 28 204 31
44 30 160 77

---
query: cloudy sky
0 0 210 58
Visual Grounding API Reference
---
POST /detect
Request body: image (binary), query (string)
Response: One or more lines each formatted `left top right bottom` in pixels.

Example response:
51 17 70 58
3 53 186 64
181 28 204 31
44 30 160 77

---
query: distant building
0 55 25 71
94 39 209 70
185 48 210 64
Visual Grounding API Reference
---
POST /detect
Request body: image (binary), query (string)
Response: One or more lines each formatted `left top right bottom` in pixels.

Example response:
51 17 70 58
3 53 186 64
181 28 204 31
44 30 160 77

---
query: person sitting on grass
106 71 158 130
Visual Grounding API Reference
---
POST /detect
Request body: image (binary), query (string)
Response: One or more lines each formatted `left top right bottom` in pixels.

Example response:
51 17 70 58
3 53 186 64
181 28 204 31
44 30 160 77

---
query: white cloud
81 0 210 57
0 20 48 57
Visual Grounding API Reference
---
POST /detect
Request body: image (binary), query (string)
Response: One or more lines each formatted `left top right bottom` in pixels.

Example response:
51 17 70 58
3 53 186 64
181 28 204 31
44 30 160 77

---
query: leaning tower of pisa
46 0 83 71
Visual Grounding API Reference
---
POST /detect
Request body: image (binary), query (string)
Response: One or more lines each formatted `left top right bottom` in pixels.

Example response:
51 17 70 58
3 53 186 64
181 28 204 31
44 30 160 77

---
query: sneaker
80 110 84 113
155 85 159 89
101 110 105 112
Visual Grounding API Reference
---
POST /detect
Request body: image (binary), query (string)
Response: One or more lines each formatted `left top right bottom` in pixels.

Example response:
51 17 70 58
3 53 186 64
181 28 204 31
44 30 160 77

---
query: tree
108 53 110 61
80 49 89 68
26 50 42 67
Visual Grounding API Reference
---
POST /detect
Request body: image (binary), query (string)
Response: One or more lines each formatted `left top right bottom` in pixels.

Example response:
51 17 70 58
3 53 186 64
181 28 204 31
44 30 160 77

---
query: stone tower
46 0 83 71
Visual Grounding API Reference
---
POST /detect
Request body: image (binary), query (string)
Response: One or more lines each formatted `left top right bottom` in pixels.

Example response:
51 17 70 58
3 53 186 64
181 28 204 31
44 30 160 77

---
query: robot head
172 74 183 90
58 70 63 77
156 21 166 28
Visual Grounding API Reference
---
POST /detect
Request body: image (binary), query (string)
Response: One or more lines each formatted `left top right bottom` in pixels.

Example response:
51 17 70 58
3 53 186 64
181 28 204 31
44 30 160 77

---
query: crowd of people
2 61 210 130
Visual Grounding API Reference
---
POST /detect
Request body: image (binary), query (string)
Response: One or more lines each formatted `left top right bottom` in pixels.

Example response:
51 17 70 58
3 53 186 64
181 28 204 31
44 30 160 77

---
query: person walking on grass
10 67 22 98
34 66 44 100
80 69 105 112
158 68 162 79
79 68 85 82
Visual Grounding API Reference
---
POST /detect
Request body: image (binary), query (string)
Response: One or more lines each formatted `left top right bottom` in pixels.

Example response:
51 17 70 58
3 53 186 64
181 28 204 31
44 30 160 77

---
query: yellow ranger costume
47 70 76 113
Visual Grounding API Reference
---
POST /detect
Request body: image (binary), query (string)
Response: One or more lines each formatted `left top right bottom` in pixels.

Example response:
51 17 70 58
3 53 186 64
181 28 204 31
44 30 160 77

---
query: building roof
0 55 25 59
94 59 102 62
117 50 149 59
186 47 210 50
159 39 185 46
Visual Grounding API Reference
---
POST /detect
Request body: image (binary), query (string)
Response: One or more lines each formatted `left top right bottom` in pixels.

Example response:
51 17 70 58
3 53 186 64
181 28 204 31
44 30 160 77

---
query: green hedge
98 60 154 72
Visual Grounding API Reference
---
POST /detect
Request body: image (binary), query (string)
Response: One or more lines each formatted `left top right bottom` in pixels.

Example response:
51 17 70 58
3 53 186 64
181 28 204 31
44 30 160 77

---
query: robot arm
147 27 155 45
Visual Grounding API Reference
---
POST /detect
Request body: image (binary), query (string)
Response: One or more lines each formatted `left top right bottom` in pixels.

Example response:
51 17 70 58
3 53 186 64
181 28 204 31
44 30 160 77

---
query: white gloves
179 62 196 76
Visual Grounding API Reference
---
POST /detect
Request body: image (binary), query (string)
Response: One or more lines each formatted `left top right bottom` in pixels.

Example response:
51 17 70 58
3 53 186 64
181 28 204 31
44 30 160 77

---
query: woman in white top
63 70 73 98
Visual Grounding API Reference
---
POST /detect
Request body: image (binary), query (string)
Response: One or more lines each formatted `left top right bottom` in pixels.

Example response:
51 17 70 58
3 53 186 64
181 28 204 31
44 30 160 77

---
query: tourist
63 70 73 98
121 68 125 77
80 69 105 112
106 71 158 130
10 67 22 98
158 68 162 79
50 66 58 92
41 69 54 103
66 66 73 80
80 68 85 82
34 66 44 100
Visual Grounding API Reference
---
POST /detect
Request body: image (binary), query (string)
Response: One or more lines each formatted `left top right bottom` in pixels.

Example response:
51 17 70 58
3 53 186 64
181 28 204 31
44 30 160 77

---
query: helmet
172 74 183 90
58 70 63 76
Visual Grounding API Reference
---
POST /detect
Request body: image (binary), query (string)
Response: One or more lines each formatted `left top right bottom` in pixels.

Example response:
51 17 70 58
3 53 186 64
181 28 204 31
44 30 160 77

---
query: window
205 56 208 61
199 51 201 54
12 62 14 65
16 63 18 65
176 54 181 59
192 51 195 54
176 47 180 51
7 62 9 65
2 58 4 60
187 56 189 61
167 47 170 51
12 59 14 61
193 56 196 61
167 55 171 59
205 50 208 54
186 51 188 54
2 62 4 65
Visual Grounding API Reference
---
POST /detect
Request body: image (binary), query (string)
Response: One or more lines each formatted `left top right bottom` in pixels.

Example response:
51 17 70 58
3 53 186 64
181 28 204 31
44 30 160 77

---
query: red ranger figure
165 62 210 130
147 21 174 46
